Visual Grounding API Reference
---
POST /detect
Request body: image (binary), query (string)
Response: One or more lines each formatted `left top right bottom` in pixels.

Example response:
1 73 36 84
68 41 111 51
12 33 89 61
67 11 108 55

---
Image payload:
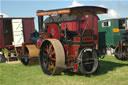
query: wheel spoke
43 52 48 57
49 44 53 52
51 61 55 71
51 50 55 56
50 57 56 61
45 45 49 54
48 63 51 72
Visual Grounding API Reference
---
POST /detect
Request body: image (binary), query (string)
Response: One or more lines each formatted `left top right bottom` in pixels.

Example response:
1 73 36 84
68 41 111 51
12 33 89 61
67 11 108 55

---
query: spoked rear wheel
40 39 65 75
115 42 128 60
78 48 98 75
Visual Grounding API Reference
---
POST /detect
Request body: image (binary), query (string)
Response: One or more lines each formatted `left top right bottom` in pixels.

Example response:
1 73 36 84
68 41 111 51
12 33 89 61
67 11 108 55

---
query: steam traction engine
98 18 128 60
21 6 107 75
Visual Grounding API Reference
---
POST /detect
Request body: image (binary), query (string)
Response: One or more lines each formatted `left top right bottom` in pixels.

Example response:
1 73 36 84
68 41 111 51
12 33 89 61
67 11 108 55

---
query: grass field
0 56 128 85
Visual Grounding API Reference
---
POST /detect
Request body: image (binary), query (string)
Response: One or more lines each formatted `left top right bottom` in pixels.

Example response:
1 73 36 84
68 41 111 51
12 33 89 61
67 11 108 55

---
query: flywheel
40 39 65 75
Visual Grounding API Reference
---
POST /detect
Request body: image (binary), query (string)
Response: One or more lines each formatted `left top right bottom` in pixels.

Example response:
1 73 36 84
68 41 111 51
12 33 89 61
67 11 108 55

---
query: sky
0 0 128 29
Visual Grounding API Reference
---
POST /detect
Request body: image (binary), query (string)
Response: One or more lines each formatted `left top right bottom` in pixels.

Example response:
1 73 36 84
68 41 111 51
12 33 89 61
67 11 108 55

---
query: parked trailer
20 6 107 75
0 17 37 63
98 18 128 60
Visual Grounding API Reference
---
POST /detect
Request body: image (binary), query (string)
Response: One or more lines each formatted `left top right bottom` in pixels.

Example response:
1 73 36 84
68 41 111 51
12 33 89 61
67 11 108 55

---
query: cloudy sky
0 0 128 29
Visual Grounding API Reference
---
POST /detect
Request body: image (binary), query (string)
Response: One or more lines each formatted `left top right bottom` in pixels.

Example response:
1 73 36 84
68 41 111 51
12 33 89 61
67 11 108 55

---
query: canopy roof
37 6 107 16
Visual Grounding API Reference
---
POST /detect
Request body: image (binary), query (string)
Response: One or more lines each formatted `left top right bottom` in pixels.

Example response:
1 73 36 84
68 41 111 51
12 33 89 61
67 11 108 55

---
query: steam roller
20 44 39 65
20 6 107 76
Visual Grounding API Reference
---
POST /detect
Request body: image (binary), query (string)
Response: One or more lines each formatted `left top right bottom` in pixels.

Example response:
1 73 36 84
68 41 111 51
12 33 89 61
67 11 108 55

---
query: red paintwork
64 45 80 71
47 24 60 39
37 33 49 48
45 15 98 44
82 37 93 42
61 15 99 43
0 19 5 49
61 33 64 37
41 33 48 39
73 63 78 72
73 37 80 42
64 45 80 58
61 21 78 31
0 18 35 49
23 18 35 42
73 37 93 42
5 45 14 50
37 40 43 48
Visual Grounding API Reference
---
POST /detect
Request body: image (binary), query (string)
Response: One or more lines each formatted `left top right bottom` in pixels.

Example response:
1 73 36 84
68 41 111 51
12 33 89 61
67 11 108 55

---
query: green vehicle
98 18 128 60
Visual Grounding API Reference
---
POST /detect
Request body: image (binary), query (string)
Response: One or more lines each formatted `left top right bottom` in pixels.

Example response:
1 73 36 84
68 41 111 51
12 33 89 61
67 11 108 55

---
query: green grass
0 56 128 85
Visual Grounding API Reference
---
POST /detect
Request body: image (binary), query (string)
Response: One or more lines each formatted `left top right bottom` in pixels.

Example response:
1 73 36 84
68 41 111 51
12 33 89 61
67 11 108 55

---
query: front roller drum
40 39 65 75
78 48 98 75
20 45 39 65
21 58 39 65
